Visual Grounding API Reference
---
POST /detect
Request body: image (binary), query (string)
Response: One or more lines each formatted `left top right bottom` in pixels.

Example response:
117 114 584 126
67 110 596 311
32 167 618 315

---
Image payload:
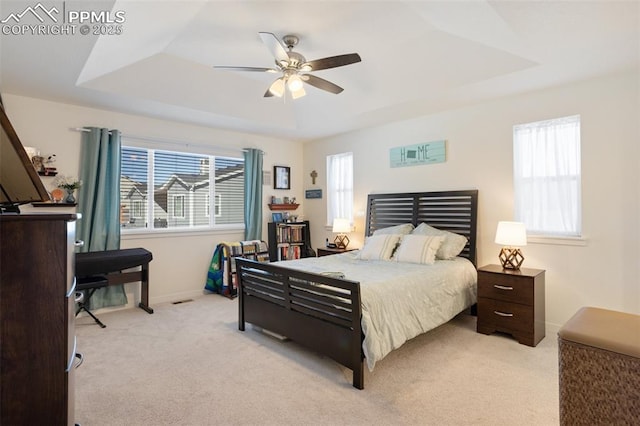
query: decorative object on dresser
476 264 545 346
54 175 82 204
267 220 312 261
317 247 356 257
1 213 79 425
332 217 351 249
495 221 527 269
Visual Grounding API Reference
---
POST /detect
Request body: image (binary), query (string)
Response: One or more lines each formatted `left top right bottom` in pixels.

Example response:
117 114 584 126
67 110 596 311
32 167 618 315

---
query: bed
236 190 478 389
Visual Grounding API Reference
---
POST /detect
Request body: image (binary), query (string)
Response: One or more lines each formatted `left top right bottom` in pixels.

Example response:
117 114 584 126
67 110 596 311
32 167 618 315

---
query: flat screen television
0 100 50 213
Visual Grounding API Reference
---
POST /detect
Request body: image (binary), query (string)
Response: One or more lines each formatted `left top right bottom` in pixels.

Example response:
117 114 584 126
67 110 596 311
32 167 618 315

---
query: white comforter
277 252 477 371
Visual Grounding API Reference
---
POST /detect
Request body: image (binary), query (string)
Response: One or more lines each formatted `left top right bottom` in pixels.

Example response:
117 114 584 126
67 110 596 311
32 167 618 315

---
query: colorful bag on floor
205 244 225 294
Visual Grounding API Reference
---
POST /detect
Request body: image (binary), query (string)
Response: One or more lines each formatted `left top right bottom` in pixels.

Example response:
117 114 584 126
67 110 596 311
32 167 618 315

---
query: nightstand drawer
478 272 533 305
477 297 534 334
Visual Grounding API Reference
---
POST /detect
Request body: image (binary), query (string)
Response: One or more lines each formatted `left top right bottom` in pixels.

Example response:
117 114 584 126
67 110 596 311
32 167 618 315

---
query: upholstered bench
558 307 640 425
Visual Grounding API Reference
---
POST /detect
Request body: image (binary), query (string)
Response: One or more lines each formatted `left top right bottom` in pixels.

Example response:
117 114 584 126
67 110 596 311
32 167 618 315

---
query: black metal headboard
364 190 478 265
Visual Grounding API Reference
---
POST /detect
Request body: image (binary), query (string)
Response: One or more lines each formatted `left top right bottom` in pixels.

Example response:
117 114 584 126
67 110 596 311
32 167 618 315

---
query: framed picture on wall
274 166 290 190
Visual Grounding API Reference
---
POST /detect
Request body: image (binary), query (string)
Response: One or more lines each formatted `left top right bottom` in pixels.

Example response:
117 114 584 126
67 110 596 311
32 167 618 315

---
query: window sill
121 224 244 240
527 235 587 246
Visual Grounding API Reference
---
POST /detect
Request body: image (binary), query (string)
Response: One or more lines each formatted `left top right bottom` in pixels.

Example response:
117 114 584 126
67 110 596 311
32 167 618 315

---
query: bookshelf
268 221 311 262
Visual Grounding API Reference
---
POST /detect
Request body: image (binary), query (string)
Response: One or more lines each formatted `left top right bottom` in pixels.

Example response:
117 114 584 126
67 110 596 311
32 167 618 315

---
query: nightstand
476 264 546 347
317 247 356 257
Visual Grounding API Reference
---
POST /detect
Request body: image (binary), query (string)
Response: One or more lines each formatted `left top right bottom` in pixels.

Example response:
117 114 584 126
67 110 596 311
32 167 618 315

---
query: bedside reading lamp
332 218 351 249
495 221 527 270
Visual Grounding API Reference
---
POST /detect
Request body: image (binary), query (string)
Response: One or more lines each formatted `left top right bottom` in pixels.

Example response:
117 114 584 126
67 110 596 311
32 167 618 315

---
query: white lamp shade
332 218 351 233
268 78 285 97
287 74 304 92
495 221 527 246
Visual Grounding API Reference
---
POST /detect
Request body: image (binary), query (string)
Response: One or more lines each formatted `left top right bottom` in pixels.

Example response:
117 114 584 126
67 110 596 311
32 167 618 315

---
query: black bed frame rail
236 258 364 389
364 190 478 265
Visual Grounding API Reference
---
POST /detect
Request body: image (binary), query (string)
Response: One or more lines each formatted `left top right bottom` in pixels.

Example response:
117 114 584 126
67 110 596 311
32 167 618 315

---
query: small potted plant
54 175 82 204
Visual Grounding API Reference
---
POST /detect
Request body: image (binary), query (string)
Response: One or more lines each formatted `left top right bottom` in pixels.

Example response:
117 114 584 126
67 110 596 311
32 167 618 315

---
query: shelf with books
268 220 311 262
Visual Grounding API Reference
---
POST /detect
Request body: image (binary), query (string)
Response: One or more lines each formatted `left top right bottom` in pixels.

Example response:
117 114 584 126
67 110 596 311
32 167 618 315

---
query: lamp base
499 247 524 270
334 234 350 250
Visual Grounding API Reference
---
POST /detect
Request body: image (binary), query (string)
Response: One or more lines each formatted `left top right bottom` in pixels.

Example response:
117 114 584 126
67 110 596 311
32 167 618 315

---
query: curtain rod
71 127 264 155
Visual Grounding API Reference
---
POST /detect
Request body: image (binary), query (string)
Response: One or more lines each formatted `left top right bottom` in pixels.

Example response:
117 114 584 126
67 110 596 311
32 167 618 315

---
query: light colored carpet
75 295 559 425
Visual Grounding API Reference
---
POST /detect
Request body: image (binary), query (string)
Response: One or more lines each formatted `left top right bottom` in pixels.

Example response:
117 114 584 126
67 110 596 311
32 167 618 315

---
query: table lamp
495 221 527 269
332 218 351 249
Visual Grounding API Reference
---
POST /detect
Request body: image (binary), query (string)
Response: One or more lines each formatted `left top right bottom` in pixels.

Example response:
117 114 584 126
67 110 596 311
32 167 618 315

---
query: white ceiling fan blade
214 66 279 73
258 32 289 64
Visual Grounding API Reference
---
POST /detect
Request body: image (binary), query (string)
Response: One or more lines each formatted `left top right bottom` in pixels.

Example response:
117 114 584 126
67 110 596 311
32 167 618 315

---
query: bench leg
138 263 154 314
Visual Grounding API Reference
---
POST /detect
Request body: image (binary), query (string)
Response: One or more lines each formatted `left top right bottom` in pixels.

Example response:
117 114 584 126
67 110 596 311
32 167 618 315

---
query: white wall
303 70 640 328
3 94 304 308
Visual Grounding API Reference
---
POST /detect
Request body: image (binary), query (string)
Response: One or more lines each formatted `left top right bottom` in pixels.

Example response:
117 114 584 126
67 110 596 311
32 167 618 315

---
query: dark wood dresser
476 264 546 347
1 213 79 425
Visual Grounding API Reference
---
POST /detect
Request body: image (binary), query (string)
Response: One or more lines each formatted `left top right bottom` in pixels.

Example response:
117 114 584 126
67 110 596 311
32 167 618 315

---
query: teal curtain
77 127 126 309
243 148 263 240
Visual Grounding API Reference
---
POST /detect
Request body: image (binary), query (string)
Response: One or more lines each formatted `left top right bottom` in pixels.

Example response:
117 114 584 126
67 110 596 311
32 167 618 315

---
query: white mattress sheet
277 252 478 371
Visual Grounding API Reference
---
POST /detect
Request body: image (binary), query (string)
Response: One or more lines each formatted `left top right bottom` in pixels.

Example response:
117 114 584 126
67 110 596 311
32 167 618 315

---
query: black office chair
75 275 109 328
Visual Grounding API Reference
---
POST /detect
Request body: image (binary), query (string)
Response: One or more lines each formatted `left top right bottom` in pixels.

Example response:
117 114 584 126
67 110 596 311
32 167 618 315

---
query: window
172 195 185 218
326 152 353 226
513 115 581 237
120 146 244 230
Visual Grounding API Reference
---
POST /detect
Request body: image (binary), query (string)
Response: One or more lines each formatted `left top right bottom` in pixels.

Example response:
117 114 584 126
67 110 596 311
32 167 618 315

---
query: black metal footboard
236 258 364 389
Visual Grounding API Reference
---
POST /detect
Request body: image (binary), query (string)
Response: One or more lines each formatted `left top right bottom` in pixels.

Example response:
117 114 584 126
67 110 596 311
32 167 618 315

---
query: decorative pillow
412 223 468 260
372 223 414 236
393 234 444 265
358 234 402 261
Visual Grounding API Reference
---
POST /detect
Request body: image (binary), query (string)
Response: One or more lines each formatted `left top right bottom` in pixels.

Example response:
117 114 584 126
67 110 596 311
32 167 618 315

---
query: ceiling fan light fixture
290 85 306 99
287 74 304 92
268 78 285 97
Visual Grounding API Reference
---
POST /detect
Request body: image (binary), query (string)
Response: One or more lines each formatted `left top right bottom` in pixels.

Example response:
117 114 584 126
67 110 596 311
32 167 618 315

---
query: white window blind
326 152 354 226
513 115 581 237
120 146 244 230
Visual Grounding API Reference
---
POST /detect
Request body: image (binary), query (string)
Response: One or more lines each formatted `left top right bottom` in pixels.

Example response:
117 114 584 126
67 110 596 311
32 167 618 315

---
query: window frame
513 114 582 239
119 144 245 234
326 152 354 227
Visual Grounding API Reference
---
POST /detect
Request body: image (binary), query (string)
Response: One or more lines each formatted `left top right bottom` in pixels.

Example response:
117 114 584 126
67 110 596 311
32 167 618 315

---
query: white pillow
372 223 414 236
412 223 468 260
358 234 402 261
393 234 444 265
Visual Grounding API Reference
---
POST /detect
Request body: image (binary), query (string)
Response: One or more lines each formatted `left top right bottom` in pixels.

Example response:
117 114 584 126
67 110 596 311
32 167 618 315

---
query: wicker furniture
558 307 640 425
237 190 478 389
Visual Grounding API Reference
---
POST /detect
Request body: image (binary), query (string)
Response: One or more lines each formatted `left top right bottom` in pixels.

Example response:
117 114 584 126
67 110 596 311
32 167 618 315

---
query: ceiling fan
214 32 361 99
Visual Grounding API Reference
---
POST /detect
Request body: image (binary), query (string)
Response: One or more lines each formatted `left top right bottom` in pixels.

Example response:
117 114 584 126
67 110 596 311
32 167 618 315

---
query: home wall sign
390 140 446 168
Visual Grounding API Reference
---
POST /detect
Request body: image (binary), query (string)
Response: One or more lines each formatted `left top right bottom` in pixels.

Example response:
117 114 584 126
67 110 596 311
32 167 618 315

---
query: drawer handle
494 310 514 317
493 284 513 291
74 352 84 369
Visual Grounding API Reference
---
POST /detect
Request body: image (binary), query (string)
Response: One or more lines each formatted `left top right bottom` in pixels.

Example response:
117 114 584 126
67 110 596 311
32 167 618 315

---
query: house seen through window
120 146 244 230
